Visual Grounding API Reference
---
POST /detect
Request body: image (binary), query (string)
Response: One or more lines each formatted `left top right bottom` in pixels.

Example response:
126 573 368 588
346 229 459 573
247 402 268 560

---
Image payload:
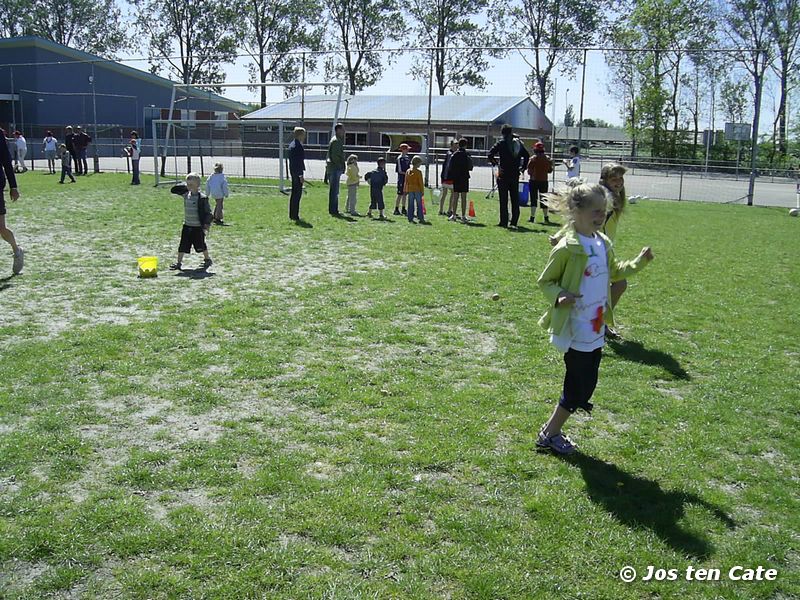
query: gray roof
245 95 550 127
0 36 248 112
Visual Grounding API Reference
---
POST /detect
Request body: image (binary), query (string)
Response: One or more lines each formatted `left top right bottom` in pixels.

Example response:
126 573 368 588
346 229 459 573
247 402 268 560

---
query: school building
0 36 247 156
243 94 554 157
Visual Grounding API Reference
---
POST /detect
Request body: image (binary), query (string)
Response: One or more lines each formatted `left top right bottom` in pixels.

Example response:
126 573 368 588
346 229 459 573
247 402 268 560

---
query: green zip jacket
327 136 345 171
537 227 649 336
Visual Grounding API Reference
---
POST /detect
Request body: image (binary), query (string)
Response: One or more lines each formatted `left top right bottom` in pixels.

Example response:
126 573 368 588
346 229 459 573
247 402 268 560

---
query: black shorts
0 189 5 216
531 180 548 207
396 175 406 196
178 225 207 253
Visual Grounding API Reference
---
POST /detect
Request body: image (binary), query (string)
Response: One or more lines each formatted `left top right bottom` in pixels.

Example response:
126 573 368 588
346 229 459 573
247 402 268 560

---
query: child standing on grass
528 142 553 224
598 162 630 339
393 143 411 215
13 131 27 173
404 155 426 223
365 156 388 220
205 162 230 225
170 173 213 272
42 131 57 174
345 154 360 216
563 145 581 179
536 183 653 454
57 144 76 184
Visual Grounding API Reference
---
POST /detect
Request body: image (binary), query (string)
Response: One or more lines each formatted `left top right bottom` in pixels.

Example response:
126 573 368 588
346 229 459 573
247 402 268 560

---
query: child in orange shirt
404 155 426 223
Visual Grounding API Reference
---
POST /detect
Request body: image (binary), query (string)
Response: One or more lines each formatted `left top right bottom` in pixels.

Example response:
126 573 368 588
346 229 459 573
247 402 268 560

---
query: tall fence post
679 165 684 201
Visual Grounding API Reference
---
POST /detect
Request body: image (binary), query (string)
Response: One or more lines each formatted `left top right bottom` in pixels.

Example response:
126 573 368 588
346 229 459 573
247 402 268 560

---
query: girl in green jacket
536 183 653 455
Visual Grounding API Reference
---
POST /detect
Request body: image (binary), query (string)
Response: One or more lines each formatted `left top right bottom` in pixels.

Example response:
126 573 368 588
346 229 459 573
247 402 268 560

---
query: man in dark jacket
73 126 92 175
288 127 306 222
0 128 24 274
487 124 530 230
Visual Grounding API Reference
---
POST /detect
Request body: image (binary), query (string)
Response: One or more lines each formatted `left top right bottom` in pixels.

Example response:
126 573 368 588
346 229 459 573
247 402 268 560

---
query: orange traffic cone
421 197 427 214
468 200 476 218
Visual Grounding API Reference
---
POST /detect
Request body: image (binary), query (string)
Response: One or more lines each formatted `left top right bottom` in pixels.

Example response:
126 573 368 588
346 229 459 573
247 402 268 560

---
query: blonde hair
347 154 358 164
545 183 608 222
186 172 201 184
214 162 224 173
600 162 627 215
411 155 423 167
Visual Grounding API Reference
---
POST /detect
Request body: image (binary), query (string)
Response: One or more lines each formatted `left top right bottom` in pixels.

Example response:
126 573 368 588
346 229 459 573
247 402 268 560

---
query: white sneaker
12 247 24 275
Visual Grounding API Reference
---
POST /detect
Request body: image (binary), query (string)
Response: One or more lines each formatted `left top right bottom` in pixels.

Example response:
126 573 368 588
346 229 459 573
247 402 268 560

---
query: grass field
0 172 798 599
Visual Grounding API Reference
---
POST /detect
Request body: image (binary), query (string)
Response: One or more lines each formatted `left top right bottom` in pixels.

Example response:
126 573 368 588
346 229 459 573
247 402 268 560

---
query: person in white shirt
205 163 230 225
13 131 27 173
126 131 141 185
563 145 581 179
42 131 58 174
535 183 654 454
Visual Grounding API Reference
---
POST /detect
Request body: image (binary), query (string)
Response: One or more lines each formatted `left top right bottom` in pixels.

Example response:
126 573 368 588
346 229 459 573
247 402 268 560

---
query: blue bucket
519 182 530 206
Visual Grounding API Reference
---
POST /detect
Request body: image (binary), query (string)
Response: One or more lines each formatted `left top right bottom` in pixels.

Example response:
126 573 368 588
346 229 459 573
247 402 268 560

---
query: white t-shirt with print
566 156 581 179
550 233 609 352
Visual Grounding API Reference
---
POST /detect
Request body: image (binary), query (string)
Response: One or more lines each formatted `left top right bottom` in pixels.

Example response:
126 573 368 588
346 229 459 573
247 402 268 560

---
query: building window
307 131 330 146
215 111 228 129
434 133 457 148
180 109 197 128
345 132 368 146
462 135 485 150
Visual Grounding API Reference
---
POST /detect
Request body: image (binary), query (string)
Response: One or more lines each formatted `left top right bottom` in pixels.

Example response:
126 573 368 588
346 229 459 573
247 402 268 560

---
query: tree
135 0 238 85
497 0 606 114
238 0 323 107
766 0 800 155
580 117 596 127
720 77 749 123
406 0 495 95
323 0 405 95
564 104 575 126
723 0 773 203
0 0 31 38
604 27 642 156
1 0 127 56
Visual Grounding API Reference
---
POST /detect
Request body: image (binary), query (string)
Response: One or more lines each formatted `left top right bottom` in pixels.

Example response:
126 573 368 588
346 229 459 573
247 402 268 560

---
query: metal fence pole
679 165 684 201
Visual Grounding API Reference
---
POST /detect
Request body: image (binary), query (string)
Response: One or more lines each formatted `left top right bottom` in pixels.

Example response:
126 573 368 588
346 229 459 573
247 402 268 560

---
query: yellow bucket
138 256 158 278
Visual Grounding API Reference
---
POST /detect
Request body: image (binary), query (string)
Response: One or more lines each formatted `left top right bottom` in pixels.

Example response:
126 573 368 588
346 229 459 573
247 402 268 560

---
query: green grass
0 171 798 599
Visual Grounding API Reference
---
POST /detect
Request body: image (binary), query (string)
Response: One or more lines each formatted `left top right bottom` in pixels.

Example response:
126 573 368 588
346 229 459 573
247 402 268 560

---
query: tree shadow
607 339 690 381
562 453 735 559
176 269 217 280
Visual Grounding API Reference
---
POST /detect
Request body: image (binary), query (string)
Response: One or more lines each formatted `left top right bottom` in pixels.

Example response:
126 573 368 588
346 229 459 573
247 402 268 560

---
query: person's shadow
607 339 690 380
293 219 313 229
562 453 735 559
0 274 15 292
176 269 216 280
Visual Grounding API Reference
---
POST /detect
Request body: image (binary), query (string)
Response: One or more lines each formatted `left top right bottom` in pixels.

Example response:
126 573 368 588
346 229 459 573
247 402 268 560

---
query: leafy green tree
497 0 606 114
135 0 238 85
766 0 800 155
322 0 405 95
238 0 323 107
564 104 575 127
406 0 496 95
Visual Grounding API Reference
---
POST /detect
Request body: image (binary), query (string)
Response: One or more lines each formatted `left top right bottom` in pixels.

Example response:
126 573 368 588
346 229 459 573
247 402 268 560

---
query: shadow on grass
292 219 313 228
607 339 690 380
0 273 15 292
464 221 487 228
331 213 357 222
514 225 549 234
563 453 735 559
176 269 217 280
